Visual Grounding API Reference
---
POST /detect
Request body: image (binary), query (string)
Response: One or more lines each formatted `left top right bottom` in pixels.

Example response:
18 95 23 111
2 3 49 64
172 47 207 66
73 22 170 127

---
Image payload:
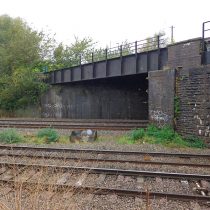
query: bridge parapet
47 37 208 85
48 48 168 84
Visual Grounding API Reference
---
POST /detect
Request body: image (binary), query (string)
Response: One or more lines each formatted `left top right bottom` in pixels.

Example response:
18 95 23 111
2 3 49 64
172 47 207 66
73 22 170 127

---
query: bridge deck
48 48 168 84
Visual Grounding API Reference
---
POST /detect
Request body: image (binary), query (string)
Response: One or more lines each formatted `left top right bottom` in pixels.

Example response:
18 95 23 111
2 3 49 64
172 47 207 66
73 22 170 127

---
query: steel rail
0 125 142 131
0 145 209 158
1 152 210 168
0 123 147 130
2 180 210 203
1 161 210 180
1 119 148 122
0 118 148 123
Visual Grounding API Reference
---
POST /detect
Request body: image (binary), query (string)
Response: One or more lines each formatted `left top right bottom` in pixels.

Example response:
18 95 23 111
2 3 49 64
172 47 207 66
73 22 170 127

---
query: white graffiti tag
150 110 170 127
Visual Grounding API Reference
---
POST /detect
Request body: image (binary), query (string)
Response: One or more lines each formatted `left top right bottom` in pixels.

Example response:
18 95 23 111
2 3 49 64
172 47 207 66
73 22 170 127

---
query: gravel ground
3 127 209 155
0 164 207 197
0 186 209 210
0 128 209 209
1 149 209 165
0 155 209 175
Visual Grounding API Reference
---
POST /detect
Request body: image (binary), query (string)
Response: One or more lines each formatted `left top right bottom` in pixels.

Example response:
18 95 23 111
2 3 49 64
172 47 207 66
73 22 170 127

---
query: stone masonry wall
167 38 202 70
176 66 210 143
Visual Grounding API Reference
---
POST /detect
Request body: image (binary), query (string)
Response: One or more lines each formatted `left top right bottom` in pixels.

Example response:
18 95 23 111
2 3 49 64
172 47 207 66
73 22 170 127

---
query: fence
73 35 166 67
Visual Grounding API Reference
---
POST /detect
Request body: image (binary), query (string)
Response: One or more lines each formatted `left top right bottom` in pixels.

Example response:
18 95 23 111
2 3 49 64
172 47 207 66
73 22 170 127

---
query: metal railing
201 21 210 64
75 35 166 66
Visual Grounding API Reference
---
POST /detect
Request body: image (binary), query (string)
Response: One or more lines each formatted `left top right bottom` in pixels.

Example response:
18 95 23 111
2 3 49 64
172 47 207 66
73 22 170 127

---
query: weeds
36 128 59 143
0 129 23 144
118 125 206 148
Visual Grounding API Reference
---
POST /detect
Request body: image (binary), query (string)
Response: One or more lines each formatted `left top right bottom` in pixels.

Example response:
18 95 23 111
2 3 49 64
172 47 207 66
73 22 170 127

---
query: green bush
146 125 175 140
0 129 23 143
130 128 145 141
36 128 59 143
123 124 206 148
184 135 206 149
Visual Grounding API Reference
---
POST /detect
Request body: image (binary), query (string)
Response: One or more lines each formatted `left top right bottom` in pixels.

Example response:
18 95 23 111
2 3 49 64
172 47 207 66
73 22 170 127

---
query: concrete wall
41 74 148 119
176 66 210 143
148 69 175 126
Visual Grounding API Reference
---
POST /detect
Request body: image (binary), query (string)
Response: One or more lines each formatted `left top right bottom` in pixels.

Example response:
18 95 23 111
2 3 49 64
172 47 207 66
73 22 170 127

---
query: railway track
0 145 210 168
0 145 209 207
0 161 209 203
0 118 148 130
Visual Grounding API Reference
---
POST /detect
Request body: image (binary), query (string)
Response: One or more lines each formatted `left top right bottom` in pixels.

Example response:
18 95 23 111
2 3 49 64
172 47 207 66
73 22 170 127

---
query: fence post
120 45 123 57
92 52 94 63
105 48 108 77
157 35 160 49
202 22 205 65
105 48 108 60
80 54 82 65
157 35 161 69
135 41 138 54
120 45 123 75
80 54 82 80
135 41 138 73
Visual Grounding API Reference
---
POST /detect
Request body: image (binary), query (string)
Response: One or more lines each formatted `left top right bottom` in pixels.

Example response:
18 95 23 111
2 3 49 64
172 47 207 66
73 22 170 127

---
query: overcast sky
0 0 210 48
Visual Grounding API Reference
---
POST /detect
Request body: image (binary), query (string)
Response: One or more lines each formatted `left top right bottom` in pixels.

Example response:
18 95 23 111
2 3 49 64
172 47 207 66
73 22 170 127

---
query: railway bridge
41 29 210 141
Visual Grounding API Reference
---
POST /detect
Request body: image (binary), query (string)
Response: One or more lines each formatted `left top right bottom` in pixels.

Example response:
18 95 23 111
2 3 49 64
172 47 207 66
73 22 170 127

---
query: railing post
80 54 82 80
120 45 123 75
92 52 94 63
157 35 160 69
120 45 123 57
105 48 108 60
92 52 95 78
79 54 82 65
105 48 108 77
157 35 160 49
135 41 138 73
135 41 138 54
202 22 205 65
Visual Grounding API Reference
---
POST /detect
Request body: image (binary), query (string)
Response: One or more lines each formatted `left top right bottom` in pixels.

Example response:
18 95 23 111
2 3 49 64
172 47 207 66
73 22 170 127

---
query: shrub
146 125 175 140
130 128 145 141
184 135 206 149
36 128 59 143
0 129 23 143
123 124 206 148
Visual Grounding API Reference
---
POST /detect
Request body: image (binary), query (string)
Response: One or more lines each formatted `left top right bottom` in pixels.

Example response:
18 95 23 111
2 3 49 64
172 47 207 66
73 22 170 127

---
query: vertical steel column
120 45 123 75
201 22 205 65
53 71 56 84
92 52 95 78
105 48 108 77
80 54 82 80
70 67 73 82
135 41 138 73
157 35 161 70
61 69 64 83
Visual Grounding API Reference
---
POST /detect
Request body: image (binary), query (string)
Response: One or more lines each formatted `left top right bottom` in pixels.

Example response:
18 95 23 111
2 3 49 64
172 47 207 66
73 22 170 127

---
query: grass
36 128 60 143
0 129 24 144
118 124 206 149
0 126 206 149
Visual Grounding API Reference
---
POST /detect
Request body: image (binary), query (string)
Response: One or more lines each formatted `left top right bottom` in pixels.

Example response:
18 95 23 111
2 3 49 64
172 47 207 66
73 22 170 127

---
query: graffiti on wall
150 110 171 127
42 103 63 118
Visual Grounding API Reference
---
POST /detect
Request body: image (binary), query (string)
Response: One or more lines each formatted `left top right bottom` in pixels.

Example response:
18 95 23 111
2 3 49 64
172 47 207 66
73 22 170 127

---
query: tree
0 68 48 111
52 37 95 69
0 15 46 74
51 38 134 69
141 31 169 52
0 15 51 112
